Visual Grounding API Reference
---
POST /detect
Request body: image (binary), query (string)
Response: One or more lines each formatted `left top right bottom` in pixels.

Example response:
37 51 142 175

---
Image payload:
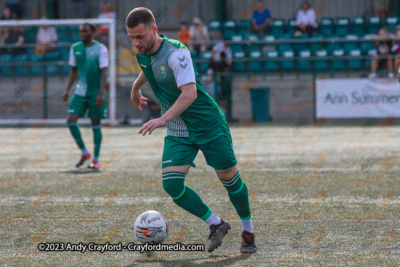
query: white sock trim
205 212 221 227
241 218 254 233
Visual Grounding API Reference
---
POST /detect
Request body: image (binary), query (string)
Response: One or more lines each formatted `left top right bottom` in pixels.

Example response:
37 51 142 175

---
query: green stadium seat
45 52 59 61
56 25 69 32
314 49 329 70
293 33 309 54
198 51 212 72
271 18 285 38
59 36 70 43
208 20 222 31
263 33 275 41
222 20 237 39
335 17 350 37
62 65 71 74
310 34 325 52
0 54 13 74
58 47 70 60
286 19 298 36
232 50 246 72
364 47 377 69
264 50 279 71
351 16 365 36
249 50 263 72
298 49 311 70
346 48 362 69
385 16 399 33
58 31 69 41
331 48 345 69
343 34 359 51
262 34 276 50
280 49 295 70
366 16 382 34
30 55 44 74
319 17 334 37
230 34 243 52
277 33 293 53
327 38 342 55
68 25 80 32
246 33 260 52
70 32 80 42
15 54 29 74
46 64 59 74
190 50 198 59
239 19 251 37
360 34 375 55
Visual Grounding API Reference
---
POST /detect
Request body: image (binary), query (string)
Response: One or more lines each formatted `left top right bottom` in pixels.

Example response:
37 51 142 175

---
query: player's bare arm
95 67 108 107
138 82 197 136
131 71 148 111
63 66 77 102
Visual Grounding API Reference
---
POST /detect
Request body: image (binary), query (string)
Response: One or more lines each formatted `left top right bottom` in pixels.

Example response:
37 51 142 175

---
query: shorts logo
162 160 172 164
68 109 74 112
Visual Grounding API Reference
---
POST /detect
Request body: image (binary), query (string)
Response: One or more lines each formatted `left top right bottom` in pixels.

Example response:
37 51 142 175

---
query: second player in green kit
63 23 109 169
126 7 256 253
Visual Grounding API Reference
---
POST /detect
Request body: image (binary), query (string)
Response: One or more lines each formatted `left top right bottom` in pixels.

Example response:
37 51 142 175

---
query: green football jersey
69 41 109 97
136 35 225 138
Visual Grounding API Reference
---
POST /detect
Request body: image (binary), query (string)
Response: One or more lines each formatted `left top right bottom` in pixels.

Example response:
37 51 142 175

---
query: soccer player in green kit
63 23 108 169
126 8 256 253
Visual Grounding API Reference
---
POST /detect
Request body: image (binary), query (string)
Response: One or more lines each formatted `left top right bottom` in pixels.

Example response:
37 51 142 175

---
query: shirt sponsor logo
140 63 147 68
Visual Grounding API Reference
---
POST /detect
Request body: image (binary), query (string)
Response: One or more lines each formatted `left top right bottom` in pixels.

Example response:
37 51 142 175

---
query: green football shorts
68 93 107 120
162 121 237 170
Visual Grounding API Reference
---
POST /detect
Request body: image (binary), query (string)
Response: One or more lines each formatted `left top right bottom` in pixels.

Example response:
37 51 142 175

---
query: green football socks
68 122 86 151
162 172 212 220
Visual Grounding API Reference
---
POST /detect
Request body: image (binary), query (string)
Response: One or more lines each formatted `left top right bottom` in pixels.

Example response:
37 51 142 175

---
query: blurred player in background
126 7 256 253
63 23 109 169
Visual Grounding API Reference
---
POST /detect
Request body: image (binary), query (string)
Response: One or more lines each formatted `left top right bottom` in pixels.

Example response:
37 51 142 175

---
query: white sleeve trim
68 46 77 67
168 48 196 88
99 45 109 68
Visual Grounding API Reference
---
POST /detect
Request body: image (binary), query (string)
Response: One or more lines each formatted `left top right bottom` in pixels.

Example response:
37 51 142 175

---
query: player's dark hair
81 23 97 32
125 7 156 28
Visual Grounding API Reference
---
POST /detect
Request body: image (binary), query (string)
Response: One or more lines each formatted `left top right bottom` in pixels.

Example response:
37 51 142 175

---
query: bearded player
63 23 108 169
126 8 256 253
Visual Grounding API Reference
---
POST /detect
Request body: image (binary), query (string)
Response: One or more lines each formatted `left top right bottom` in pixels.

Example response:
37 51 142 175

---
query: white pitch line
0 196 398 205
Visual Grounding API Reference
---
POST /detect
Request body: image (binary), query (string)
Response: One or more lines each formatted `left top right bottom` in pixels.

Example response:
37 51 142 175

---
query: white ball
134 210 169 243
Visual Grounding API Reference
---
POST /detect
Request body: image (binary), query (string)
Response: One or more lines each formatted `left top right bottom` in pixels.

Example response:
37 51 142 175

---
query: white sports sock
241 219 254 233
205 212 221 227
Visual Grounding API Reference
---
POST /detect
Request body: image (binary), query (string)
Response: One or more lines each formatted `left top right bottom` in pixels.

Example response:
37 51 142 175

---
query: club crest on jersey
158 63 167 78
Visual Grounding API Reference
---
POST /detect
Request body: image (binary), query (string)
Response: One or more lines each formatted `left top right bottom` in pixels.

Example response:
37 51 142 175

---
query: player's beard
140 35 155 55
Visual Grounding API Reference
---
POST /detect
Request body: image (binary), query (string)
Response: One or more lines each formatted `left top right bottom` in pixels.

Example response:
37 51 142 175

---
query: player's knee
162 175 185 199
67 115 78 123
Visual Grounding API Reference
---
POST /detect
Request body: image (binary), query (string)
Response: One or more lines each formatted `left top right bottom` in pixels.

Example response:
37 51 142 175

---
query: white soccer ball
134 210 169 243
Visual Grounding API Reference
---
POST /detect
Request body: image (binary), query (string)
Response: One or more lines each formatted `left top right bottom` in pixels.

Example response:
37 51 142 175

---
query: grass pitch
0 124 399 266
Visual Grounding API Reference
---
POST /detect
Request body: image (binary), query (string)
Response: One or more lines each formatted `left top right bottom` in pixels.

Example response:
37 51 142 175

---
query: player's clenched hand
138 117 167 136
95 93 104 107
62 91 69 102
132 89 148 111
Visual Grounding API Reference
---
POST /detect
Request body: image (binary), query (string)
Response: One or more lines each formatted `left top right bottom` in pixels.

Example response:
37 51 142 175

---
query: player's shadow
62 169 101 175
125 253 251 267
